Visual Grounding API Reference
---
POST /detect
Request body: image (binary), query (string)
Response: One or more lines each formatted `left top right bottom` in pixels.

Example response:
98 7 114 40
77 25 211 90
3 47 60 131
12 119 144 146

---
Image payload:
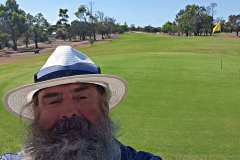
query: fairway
1 33 240 160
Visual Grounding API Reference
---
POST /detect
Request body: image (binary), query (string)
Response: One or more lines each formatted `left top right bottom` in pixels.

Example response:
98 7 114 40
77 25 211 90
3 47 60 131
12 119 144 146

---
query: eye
48 100 61 105
79 96 88 99
73 96 88 100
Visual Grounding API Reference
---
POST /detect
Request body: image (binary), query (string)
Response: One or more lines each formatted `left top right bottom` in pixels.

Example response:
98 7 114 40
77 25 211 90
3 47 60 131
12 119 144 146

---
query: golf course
0 32 240 160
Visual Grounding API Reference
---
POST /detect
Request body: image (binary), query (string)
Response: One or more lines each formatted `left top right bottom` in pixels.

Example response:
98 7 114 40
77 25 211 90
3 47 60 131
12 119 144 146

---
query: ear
32 91 41 120
33 104 41 122
99 96 110 118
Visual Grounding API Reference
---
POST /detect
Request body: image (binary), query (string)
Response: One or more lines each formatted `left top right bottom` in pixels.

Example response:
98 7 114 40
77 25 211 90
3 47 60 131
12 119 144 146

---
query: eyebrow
43 92 62 99
72 85 91 93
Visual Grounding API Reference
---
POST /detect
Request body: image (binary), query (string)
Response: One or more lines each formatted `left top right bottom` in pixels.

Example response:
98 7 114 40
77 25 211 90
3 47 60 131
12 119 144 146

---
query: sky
0 0 239 27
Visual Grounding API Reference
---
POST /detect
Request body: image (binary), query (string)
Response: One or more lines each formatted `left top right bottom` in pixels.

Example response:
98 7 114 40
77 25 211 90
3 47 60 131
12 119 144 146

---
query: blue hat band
34 63 101 82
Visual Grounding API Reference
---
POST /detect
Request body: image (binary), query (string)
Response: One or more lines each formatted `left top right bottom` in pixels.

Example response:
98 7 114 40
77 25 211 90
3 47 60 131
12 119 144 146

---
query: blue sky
0 0 239 27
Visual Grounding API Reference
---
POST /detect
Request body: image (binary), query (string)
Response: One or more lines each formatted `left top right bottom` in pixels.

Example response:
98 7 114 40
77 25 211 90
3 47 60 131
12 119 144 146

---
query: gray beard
23 116 121 160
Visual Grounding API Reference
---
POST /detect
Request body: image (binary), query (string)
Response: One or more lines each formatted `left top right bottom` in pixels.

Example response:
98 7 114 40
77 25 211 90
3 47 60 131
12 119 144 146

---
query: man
1 46 162 160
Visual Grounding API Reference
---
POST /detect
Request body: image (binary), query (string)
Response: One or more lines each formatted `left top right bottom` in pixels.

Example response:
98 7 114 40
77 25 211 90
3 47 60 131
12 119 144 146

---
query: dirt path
0 39 112 65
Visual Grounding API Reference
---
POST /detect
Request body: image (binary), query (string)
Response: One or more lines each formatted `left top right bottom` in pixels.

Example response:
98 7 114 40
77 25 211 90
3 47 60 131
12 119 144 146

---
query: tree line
160 4 240 36
0 0 129 50
129 3 240 37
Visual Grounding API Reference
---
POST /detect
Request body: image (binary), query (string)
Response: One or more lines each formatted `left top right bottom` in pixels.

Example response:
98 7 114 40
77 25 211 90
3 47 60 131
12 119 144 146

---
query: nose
61 113 77 119
59 96 80 119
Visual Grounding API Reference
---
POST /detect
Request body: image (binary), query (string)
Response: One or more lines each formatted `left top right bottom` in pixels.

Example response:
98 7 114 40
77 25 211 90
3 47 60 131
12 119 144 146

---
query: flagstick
220 56 223 72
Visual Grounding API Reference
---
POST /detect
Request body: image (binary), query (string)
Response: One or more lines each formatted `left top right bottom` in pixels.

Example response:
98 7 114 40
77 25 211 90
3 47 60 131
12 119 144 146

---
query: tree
0 31 10 49
75 5 88 22
32 13 49 48
200 14 212 35
206 3 217 35
96 22 107 39
175 4 212 36
0 0 27 50
56 8 70 41
105 17 117 37
207 3 217 19
74 5 90 40
129 24 136 31
122 22 129 32
236 16 240 36
175 7 193 36
162 21 173 34
96 11 104 22
142 25 160 33
95 11 107 39
70 20 81 40
70 20 88 41
23 13 34 48
224 21 232 33
227 15 240 36
87 1 98 41
58 9 69 25
73 4 126 41
143 25 153 32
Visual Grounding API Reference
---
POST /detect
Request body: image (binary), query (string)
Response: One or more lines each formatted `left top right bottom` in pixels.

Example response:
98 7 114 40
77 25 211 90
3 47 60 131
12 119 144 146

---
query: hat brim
4 74 128 120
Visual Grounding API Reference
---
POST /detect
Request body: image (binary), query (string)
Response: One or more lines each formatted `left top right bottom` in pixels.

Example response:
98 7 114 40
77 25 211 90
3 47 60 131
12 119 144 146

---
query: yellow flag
213 22 221 33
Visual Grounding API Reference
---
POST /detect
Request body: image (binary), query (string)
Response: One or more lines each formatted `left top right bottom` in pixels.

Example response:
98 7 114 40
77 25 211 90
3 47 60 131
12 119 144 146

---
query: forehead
38 83 97 95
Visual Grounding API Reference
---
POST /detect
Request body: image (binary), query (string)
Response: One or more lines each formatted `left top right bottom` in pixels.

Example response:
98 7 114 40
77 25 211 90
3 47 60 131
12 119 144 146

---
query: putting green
0 33 240 160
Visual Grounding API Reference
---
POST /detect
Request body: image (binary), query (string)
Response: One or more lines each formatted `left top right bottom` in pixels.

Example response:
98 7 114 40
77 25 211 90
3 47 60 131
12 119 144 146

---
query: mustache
51 116 91 135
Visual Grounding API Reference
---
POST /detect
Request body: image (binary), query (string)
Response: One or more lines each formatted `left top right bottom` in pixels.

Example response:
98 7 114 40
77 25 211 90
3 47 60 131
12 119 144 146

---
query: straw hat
4 46 128 120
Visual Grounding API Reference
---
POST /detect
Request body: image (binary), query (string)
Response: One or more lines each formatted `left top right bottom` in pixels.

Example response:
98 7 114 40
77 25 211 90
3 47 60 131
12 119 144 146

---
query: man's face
25 83 120 160
35 83 106 130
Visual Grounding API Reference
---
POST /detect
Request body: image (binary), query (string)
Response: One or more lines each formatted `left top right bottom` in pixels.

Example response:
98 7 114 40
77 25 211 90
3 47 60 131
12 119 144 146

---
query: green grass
1 33 240 159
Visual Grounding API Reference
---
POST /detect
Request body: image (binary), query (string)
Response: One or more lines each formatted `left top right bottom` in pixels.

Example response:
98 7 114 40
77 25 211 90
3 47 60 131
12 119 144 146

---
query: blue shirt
119 143 162 160
0 143 162 160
